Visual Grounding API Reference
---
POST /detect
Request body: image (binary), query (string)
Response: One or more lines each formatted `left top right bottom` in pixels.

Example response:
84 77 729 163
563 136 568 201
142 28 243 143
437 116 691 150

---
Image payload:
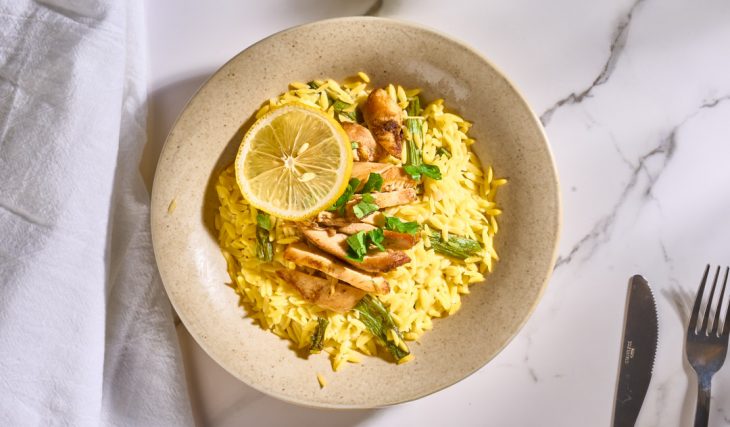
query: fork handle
694 374 712 427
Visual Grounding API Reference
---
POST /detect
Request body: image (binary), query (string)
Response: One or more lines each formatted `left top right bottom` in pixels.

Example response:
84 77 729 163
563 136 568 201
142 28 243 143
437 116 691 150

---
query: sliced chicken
316 210 385 228
317 188 415 227
337 223 420 250
336 222 377 235
358 211 385 226
276 270 364 313
351 162 419 192
283 244 390 294
362 88 404 158
315 211 350 227
342 122 384 162
382 230 420 250
348 188 417 212
300 228 410 273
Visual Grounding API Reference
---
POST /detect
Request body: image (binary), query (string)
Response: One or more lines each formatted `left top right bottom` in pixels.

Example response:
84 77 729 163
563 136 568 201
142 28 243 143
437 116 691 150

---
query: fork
686 265 730 427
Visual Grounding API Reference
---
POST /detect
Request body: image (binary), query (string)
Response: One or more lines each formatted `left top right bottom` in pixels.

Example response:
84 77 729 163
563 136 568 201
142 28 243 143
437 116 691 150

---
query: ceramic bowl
150 17 561 408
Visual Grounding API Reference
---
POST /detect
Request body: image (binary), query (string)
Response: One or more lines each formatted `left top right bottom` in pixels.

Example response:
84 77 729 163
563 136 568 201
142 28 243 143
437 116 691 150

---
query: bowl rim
150 15 562 408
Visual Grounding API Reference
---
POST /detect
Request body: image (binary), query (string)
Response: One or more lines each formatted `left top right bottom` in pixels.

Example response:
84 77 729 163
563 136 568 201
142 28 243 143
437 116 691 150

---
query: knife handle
694 374 711 427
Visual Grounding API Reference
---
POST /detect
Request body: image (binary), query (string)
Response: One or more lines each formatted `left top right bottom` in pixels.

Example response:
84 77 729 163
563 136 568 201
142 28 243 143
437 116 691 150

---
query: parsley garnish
346 231 368 262
327 178 360 215
346 228 387 261
367 228 385 251
403 163 442 180
384 216 420 235
360 173 383 194
352 193 380 219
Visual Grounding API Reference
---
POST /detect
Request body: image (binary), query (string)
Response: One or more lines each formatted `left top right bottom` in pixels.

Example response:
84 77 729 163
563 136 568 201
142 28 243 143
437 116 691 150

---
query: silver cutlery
612 275 658 427
686 265 730 427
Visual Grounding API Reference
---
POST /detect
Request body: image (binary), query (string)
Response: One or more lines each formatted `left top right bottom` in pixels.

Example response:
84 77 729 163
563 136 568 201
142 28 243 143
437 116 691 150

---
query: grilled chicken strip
342 122 384 162
337 223 420 250
348 188 417 211
362 88 404 158
300 228 410 273
336 223 378 235
357 211 385 226
316 210 386 228
317 190 415 225
351 162 419 192
276 269 364 313
315 211 350 227
283 244 390 294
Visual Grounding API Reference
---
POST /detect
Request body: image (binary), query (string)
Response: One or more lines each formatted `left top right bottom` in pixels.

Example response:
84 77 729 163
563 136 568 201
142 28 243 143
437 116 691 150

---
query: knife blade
612 275 658 427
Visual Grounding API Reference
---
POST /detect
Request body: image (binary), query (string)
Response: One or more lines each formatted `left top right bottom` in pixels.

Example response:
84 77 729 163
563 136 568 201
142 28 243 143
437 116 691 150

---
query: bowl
150 17 561 408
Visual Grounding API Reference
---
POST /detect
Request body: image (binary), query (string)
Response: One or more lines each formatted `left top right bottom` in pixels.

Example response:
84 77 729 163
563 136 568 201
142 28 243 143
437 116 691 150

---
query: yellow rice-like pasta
215 72 505 371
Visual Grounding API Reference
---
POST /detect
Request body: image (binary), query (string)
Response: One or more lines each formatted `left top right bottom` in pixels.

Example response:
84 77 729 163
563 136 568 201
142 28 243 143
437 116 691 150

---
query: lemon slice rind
234 103 352 221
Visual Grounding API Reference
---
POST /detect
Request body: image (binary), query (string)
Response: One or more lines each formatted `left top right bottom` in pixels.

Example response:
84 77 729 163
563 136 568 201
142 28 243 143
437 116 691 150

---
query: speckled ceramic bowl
151 17 561 408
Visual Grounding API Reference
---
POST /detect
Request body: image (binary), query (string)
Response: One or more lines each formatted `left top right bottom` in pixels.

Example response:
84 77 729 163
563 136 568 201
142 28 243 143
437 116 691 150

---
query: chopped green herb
436 147 452 158
309 317 328 353
333 100 357 121
420 164 442 180
354 295 410 361
351 141 359 149
327 178 360 215
384 216 420 235
403 163 442 181
352 193 379 219
360 173 383 193
255 212 274 262
403 165 419 179
405 96 423 168
367 228 385 251
429 231 482 259
346 231 368 262
346 227 387 261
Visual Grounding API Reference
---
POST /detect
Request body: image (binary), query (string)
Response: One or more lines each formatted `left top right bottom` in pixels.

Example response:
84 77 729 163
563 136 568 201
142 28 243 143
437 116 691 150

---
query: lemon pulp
234 104 352 220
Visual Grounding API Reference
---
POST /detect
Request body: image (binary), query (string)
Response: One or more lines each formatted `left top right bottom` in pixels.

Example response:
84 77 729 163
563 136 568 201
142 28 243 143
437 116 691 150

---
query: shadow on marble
177 326 378 427
661 286 699 427
266 0 407 21
142 72 215 193
140 0 400 194
144 72 376 425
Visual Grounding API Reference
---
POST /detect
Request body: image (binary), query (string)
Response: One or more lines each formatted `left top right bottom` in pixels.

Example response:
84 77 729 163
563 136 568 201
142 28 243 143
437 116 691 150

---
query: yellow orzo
215 72 506 371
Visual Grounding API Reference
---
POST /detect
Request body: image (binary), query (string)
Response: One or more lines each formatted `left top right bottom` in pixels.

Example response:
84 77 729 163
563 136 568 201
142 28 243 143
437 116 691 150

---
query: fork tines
689 265 730 336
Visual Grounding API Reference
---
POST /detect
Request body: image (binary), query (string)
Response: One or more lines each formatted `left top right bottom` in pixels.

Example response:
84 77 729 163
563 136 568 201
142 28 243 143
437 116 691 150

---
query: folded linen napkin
0 1 193 425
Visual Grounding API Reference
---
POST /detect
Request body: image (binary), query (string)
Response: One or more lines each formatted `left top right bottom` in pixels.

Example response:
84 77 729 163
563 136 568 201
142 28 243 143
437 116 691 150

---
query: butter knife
612 275 658 427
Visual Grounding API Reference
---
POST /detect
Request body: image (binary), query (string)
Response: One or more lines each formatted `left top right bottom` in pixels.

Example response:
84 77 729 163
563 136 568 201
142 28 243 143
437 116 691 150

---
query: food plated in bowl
150 17 560 407
216 74 507 371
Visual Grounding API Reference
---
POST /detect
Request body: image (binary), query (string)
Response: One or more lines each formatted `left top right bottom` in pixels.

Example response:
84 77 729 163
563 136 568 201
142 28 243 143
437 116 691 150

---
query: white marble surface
145 1 730 425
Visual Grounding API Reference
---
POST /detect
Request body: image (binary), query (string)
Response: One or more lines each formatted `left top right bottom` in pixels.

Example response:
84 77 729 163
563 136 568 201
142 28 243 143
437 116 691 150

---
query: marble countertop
145 1 730 425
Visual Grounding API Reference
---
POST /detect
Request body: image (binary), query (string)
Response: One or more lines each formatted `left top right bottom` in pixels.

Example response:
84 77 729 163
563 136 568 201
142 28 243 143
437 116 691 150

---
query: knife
612 275 658 427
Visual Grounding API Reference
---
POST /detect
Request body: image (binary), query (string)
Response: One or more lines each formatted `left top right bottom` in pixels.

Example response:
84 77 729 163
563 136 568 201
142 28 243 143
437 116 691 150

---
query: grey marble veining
540 0 647 126
148 0 730 425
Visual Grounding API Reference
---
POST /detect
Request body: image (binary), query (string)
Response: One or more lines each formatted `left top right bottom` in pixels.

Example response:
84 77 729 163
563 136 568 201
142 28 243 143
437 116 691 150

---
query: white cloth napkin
0 1 193 425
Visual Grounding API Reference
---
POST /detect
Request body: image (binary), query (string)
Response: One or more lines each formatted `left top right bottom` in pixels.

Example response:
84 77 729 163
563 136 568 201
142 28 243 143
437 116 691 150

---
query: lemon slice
235 103 353 220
